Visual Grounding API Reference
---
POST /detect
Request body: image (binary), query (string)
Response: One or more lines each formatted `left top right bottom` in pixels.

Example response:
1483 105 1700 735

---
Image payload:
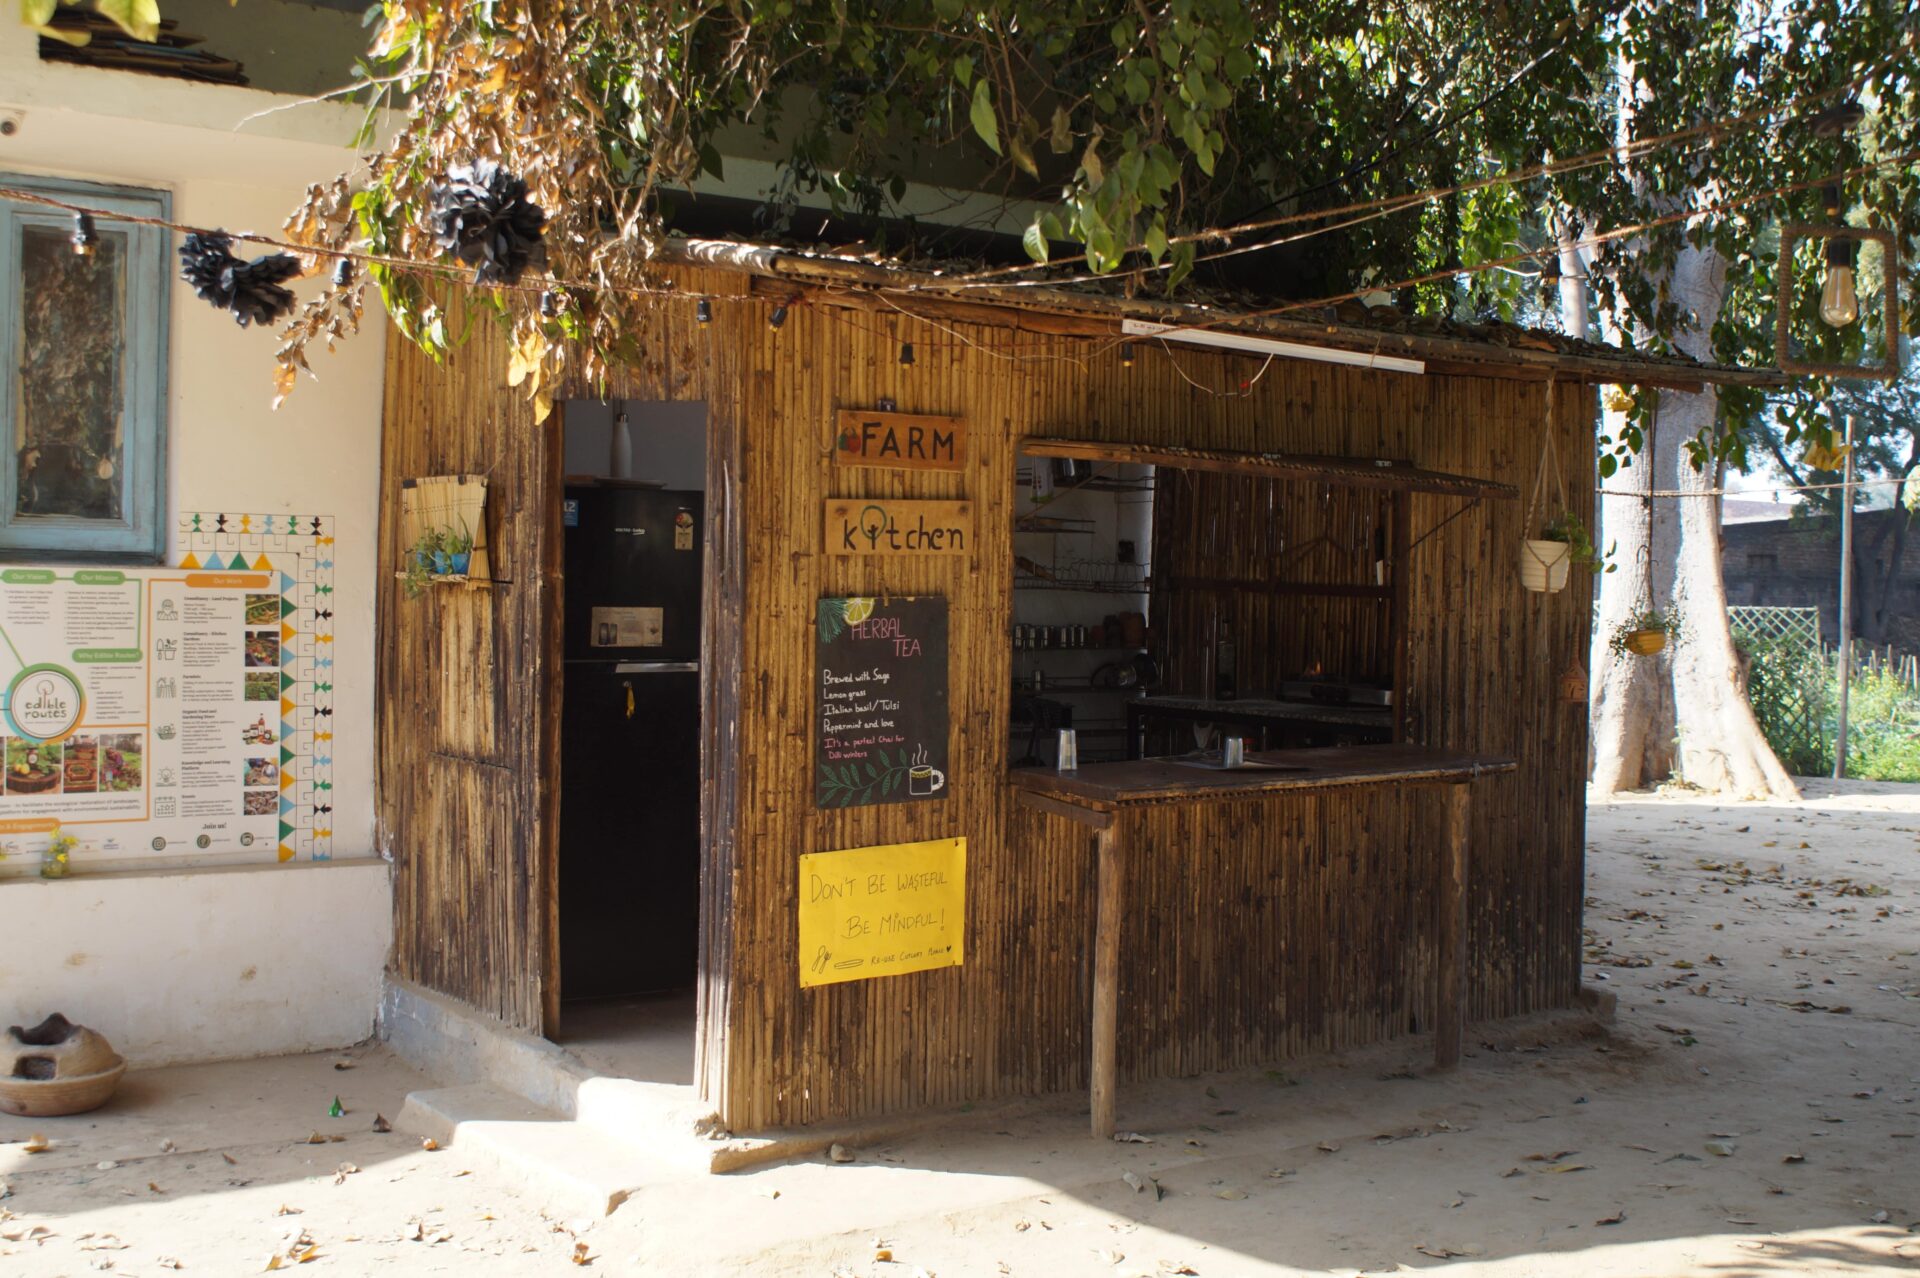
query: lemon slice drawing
843 597 876 626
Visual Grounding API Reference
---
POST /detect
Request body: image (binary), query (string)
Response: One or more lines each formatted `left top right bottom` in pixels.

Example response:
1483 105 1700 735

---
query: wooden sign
824 499 972 556
816 596 948 808
799 837 965 987
834 409 966 471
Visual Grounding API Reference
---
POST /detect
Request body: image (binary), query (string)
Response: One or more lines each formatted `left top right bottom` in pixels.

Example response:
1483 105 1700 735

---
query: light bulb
1820 237 1858 328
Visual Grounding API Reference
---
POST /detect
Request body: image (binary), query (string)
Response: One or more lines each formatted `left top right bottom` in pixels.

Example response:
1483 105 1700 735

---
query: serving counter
1010 743 1517 1137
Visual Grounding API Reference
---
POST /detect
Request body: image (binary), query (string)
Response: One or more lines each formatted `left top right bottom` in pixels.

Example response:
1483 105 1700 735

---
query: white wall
0 22 390 1061
0 861 388 1066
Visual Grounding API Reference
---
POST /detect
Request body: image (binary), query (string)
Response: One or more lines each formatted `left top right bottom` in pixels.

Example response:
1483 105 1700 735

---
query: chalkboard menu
816 596 949 808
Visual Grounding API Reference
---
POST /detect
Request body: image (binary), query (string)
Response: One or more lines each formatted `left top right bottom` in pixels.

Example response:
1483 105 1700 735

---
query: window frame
0 172 169 563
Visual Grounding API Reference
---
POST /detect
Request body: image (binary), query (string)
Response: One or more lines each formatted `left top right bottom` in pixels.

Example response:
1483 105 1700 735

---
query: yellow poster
799 837 965 987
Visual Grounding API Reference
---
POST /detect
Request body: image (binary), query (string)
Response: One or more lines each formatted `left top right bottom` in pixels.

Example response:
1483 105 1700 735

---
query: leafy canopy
271 1 1917 434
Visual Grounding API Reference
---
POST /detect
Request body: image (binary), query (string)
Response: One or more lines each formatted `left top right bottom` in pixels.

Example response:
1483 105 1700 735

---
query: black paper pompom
179 231 301 328
429 160 548 286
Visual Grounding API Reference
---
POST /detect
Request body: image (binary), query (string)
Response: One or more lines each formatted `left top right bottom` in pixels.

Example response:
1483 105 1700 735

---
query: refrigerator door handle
614 661 700 673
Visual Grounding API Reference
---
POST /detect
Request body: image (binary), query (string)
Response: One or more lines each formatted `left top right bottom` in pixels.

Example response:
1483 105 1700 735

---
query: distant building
1723 507 1920 650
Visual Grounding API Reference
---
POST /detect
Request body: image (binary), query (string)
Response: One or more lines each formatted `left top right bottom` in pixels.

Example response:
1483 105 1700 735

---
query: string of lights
2 139 1908 398
1598 477 1912 499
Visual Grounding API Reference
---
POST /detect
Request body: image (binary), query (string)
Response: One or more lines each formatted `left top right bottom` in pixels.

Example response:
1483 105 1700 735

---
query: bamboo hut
378 243 1779 1134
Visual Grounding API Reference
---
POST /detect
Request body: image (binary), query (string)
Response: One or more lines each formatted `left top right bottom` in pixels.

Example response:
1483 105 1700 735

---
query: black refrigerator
560 483 704 1000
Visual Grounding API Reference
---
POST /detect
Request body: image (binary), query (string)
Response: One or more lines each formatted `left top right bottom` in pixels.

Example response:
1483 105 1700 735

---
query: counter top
1009 743 1515 812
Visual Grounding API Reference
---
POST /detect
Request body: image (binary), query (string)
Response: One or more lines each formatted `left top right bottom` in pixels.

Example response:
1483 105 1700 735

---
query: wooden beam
1091 821 1124 1139
1434 782 1472 1070
1023 438 1517 500
1015 788 1115 830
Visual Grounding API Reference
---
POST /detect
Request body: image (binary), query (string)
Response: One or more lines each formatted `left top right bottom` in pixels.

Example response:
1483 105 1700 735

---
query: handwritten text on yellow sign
799 837 965 988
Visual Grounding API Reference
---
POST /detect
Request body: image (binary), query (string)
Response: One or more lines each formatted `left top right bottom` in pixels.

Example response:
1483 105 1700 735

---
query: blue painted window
0 174 168 562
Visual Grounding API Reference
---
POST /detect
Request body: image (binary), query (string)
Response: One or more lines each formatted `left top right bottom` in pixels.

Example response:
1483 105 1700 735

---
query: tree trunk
1588 243 1800 799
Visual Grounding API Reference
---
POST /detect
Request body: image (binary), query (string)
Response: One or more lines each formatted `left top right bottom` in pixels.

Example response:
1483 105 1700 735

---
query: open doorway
552 399 708 1085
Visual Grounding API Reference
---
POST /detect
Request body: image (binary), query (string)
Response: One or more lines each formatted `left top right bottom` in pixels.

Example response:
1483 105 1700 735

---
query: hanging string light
70 211 96 257
1120 345 1135 369
768 300 790 329
540 287 563 318
331 257 355 288
1817 184 1859 328
899 342 915 365
695 297 712 325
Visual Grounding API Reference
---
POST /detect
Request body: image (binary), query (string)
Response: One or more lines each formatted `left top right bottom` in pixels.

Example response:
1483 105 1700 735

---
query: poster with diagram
0 512 334 868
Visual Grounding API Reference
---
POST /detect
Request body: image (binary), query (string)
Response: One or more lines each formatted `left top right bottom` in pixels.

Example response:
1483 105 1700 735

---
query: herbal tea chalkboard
816 596 949 808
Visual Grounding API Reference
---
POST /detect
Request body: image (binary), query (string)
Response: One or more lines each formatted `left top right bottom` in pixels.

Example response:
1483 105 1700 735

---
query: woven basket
1519 539 1572 594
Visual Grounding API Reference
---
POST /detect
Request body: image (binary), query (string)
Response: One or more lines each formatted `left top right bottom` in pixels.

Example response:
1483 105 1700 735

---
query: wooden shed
377 244 1776 1134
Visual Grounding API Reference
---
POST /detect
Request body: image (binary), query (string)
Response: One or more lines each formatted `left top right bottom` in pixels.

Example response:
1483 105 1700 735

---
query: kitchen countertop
1129 693 1394 729
1009 742 1515 811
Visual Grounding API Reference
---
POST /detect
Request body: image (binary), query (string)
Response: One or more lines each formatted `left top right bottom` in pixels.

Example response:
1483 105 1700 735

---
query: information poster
0 512 336 868
815 595 948 808
798 837 965 987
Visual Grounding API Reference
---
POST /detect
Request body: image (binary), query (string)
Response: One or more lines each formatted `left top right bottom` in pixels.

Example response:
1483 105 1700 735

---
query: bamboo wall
379 280 1595 1131
1151 474 1397 692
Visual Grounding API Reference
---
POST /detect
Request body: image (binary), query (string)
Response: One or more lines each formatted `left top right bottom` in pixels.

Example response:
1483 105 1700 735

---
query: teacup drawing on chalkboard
908 746 945 795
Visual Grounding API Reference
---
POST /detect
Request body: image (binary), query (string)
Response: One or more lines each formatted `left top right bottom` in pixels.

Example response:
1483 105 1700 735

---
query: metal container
1222 736 1246 768
1055 728 1079 771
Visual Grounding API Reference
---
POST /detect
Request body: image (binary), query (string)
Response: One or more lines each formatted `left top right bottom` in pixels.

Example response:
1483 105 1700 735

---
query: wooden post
1091 820 1124 1138
1434 782 1471 1070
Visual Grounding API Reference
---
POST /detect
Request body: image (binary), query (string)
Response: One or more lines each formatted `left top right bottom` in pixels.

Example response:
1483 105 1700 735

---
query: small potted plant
1521 511 1604 594
443 521 474 577
403 529 443 599
1608 606 1682 658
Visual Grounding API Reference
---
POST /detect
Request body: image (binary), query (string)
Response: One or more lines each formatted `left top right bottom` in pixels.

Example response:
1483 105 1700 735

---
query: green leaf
21 0 57 22
1022 220 1050 264
1144 219 1168 265
952 54 974 90
94 0 160 41
1049 106 1072 154
1166 241 1196 294
969 78 1000 155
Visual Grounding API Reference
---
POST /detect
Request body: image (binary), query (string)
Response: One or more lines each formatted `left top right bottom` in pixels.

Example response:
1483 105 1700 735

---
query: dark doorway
556 401 708 1020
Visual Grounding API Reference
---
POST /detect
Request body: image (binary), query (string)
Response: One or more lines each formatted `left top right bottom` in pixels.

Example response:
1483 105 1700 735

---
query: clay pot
0 1013 126 1117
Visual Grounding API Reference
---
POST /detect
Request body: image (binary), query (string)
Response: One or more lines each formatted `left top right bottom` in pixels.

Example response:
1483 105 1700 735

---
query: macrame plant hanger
1521 375 1572 590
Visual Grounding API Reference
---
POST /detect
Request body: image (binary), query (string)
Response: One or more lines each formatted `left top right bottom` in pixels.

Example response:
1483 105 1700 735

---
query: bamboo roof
666 238 1788 392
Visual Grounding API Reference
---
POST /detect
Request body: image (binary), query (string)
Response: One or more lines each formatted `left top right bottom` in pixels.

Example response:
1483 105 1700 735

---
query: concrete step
398 1082 678 1217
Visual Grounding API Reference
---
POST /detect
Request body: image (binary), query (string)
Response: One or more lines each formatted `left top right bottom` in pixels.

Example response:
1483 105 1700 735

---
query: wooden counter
1010 743 1516 1138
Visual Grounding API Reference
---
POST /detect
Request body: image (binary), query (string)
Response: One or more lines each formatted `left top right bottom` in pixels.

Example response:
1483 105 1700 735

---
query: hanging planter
1608 607 1684 659
1520 379 1606 594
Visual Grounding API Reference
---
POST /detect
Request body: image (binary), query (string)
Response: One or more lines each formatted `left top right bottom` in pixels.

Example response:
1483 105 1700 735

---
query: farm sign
833 409 966 471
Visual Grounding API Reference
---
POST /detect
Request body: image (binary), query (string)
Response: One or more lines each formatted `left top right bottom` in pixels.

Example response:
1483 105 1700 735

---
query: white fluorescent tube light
1120 318 1426 375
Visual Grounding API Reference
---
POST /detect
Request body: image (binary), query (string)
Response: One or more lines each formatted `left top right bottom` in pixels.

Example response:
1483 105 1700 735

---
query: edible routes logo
6 664 85 743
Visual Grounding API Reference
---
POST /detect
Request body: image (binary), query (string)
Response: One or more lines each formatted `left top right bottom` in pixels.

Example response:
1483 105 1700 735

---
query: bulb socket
70 211 97 257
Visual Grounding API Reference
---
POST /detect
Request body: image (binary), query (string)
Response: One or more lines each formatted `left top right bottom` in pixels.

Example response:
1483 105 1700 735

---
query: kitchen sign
824 499 972 557
816 596 948 809
833 409 966 471
798 836 965 987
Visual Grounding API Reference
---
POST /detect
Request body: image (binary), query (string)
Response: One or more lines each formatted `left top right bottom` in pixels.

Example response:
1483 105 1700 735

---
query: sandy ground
3 779 1917 1277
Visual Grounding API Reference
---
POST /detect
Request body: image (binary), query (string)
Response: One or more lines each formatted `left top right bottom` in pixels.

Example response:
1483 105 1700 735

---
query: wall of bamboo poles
378 276 1595 1130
